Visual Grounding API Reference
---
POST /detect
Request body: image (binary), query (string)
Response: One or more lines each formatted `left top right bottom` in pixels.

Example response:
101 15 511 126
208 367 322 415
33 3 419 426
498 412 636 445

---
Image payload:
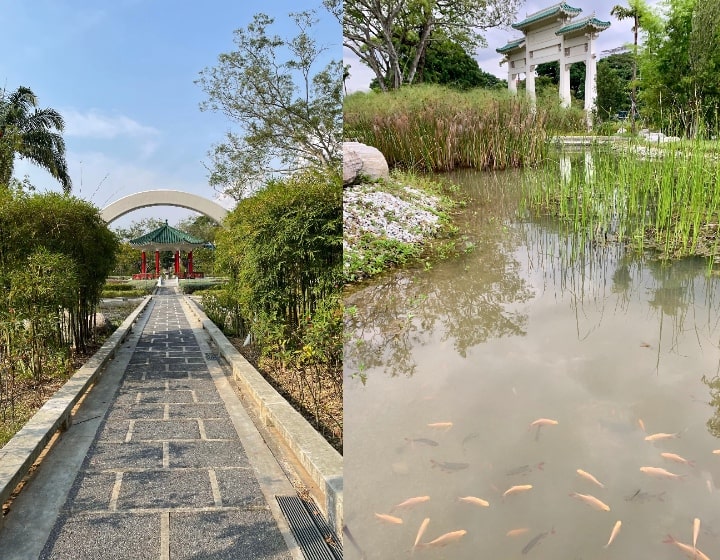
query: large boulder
343 141 389 186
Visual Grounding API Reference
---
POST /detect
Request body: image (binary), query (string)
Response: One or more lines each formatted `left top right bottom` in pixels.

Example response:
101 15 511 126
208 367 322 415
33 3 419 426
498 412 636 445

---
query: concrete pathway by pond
0 287 307 560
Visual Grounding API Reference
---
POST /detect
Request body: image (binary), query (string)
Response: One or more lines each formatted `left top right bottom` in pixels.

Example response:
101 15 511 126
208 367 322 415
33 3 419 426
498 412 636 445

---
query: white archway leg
526 67 536 103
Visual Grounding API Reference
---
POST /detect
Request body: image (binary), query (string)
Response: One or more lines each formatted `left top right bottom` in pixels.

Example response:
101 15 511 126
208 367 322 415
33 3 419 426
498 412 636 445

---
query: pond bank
343 171 463 284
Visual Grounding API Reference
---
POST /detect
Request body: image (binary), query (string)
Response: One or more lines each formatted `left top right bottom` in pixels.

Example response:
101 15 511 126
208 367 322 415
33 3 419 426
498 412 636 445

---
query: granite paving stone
138 389 195 404
170 511 292 560
167 403 228 419
132 419 201 441
105 403 165 421
169 441 251 468
40 513 159 560
202 418 239 440
118 470 215 509
88 442 164 469
213 468 267 508
64 472 116 511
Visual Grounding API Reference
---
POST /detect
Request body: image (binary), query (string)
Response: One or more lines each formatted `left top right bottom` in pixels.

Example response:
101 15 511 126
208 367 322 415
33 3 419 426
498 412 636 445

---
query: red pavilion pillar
174 250 180 276
155 250 160 277
188 251 193 278
141 251 147 275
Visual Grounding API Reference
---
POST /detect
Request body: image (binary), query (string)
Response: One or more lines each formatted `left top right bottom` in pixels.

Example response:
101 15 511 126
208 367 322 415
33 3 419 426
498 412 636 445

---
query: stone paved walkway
1 288 301 560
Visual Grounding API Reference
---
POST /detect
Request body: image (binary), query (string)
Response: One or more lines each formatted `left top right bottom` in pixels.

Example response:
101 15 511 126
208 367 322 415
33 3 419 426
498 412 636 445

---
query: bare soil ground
228 338 342 454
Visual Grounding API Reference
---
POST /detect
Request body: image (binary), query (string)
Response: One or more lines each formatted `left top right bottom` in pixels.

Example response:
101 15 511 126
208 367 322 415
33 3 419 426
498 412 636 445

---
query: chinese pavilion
129 220 206 280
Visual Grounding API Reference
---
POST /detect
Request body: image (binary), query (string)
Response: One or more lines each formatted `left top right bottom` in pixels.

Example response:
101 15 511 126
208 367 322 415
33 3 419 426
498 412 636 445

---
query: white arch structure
101 190 229 224
496 3 610 125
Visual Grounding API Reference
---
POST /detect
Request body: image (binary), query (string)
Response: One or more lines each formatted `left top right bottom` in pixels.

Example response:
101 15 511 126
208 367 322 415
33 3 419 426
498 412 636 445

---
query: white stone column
526 66 536 103
559 64 571 108
560 154 571 185
509 72 517 93
584 35 598 128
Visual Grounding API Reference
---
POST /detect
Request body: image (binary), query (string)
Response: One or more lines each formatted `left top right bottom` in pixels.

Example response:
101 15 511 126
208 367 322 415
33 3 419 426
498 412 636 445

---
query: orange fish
693 517 701 549
374 513 403 524
506 528 530 538
638 418 646 432
663 535 711 560
391 496 430 511
569 492 610 511
427 422 453 430
644 432 679 442
639 466 684 480
576 468 605 488
660 452 694 467
419 529 467 548
712 449 720 455
604 520 622 548
413 518 430 551
458 496 489 507
503 484 533 497
530 418 558 427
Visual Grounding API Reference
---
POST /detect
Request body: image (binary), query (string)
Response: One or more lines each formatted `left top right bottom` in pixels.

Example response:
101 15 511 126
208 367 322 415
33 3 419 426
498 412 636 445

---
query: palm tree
611 1 646 134
0 86 72 193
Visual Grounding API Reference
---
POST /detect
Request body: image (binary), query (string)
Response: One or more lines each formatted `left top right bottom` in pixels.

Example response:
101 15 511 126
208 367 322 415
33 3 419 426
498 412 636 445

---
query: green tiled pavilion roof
496 37 525 54
512 2 582 30
556 14 611 35
129 221 205 248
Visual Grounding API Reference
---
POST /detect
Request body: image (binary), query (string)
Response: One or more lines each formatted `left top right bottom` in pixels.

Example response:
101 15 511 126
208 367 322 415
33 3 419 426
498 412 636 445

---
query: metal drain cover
276 495 341 560
204 352 218 360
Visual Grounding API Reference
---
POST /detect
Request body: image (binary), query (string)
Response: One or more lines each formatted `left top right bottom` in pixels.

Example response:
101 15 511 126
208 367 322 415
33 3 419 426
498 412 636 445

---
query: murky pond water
344 167 720 560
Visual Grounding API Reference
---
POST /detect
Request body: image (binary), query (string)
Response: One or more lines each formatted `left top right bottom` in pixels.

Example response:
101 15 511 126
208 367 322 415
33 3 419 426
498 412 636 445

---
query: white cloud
62 109 159 140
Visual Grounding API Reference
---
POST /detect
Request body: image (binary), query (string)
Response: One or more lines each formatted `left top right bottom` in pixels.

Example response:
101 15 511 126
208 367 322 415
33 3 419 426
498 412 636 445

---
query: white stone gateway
496 3 610 125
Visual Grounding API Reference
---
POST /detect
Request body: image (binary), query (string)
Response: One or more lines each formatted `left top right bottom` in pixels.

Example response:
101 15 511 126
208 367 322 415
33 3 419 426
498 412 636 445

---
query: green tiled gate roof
511 2 582 30
129 221 205 247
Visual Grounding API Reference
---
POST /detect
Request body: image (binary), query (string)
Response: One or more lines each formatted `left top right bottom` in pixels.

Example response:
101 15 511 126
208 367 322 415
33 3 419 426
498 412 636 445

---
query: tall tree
196 9 342 200
595 54 633 120
611 0 655 132
344 0 520 91
639 0 719 136
0 87 71 193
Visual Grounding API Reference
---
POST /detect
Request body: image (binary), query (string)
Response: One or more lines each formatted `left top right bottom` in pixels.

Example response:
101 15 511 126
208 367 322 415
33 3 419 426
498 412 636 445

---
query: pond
343 163 720 559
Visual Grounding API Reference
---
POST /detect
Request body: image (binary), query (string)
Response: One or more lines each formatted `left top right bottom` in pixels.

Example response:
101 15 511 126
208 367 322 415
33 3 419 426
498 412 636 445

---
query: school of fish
366 415 720 558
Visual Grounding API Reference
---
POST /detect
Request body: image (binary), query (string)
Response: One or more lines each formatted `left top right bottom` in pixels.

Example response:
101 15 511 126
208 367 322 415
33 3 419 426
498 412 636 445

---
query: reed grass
344 85 568 172
525 141 720 262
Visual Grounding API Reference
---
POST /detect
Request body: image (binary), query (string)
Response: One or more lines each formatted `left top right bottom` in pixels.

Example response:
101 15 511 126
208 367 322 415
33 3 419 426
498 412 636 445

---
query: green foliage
370 33 505 91
0 190 118 352
215 168 341 345
344 235 421 283
535 61 586 99
344 85 553 173
196 9 342 199
0 188 118 431
344 0 521 90
639 0 720 136
596 54 633 121
0 86 71 192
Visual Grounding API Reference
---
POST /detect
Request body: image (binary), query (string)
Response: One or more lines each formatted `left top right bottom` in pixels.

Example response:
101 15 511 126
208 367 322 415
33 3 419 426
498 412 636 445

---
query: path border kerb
184 297 343 536
0 296 152 517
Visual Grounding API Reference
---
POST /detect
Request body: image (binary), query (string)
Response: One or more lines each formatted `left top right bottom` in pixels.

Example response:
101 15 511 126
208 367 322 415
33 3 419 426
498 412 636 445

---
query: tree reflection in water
346 164 720 439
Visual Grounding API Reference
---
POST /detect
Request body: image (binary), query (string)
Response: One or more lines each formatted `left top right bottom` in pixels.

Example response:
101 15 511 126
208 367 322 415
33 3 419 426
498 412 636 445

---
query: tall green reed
525 141 720 262
344 85 561 172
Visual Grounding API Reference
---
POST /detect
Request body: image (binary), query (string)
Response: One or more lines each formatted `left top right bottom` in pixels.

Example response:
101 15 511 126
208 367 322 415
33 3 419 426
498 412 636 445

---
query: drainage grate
204 352 218 360
276 495 342 560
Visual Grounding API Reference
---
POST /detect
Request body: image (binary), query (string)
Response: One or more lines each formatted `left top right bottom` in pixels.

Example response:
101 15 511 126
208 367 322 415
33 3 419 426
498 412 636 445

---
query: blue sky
3 0 339 229
345 0 664 93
